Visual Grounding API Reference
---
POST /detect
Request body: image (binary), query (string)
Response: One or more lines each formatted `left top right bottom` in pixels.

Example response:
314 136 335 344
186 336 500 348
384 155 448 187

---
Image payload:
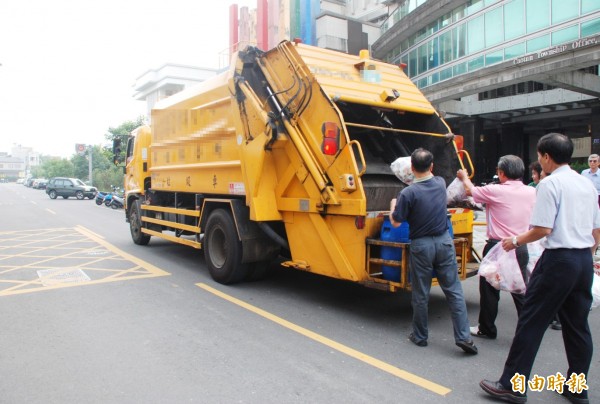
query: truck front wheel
129 202 150 246
205 209 247 284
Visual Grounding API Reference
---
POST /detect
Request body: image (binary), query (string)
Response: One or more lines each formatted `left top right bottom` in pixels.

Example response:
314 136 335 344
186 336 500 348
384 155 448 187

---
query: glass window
583 0 600 14
454 25 467 59
485 0 499 5
428 38 439 69
431 72 440 84
505 42 526 59
401 54 409 67
441 12 452 28
485 50 504 66
453 62 468 76
418 77 428 88
440 67 453 81
439 30 453 65
582 18 600 37
527 0 550 33
504 0 525 40
552 25 579 45
415 27 428 44
468 56 485 71
552 0 579 24
453 5 466 22
467 0 484 15
527 34 550 52
468 15 485 54
409 50 418 77
417 43 428 74
485 7 503 47
428 20 439 35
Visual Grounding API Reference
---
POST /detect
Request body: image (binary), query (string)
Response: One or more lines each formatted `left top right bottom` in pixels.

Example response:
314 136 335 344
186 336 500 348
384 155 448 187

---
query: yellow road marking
196 282 451 396
45 209 56 215
76 225 104 240
76 226 170 278
0 227 170 296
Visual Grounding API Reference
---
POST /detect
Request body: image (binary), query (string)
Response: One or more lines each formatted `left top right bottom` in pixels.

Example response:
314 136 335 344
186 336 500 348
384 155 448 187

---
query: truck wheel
129 202 150 245
48 190 57 199
75 191 84 200
205 209 248 284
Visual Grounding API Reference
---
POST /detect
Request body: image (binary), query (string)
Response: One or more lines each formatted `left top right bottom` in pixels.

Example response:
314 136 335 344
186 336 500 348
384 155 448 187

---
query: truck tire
48 190 57 199
129 202 150 245
205 209 248 284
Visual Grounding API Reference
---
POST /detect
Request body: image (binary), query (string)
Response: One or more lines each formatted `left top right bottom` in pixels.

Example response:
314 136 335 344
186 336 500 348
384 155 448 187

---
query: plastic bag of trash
592 273 600 310
478 243 526 294
446 178 484 210
390 157 414 185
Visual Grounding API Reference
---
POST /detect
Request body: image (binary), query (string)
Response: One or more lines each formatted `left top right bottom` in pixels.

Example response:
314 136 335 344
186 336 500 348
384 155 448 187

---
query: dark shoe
550 320 562 330
470 325 497 339
408 333 427 347
480 379 527 403
456 339 478 354
559 389 589 404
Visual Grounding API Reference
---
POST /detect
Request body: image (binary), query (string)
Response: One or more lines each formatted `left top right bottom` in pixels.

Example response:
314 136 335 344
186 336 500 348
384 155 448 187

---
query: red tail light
355 216 365 229
322 122 340 156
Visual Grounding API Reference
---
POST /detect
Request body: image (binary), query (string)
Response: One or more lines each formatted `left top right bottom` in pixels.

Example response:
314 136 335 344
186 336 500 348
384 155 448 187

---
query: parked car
46 177 97 200
32 179 47 189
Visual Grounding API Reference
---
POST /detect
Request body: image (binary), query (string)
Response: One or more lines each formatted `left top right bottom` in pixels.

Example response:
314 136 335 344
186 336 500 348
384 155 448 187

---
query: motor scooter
95 191 108 206
109 193 124 209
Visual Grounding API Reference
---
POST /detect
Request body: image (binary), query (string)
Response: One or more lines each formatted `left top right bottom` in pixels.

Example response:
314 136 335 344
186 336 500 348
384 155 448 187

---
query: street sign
76 143 86 156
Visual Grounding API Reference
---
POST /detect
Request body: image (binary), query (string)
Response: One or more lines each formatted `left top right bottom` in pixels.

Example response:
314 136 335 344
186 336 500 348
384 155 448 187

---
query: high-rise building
373 0 600 182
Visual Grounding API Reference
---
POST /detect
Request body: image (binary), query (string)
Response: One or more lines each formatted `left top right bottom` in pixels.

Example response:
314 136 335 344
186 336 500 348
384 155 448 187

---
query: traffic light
113 138 122 165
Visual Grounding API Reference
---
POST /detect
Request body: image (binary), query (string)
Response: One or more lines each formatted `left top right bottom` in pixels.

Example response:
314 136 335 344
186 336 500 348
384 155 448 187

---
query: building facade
373 0 600 182
133 64 219 119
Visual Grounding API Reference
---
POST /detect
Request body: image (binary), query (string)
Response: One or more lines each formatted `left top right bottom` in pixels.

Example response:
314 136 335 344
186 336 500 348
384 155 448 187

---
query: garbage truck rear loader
121 41 474 290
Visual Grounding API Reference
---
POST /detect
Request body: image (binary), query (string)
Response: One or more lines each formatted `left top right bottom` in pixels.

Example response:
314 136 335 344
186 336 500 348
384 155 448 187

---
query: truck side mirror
113 138 122 165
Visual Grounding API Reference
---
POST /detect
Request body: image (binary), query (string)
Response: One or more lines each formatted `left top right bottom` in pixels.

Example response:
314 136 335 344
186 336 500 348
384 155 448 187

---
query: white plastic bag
526 239 545 277
478 243 526 294
446 178 467 205
592 273 600 310
446 178 484 210
390 157 414 185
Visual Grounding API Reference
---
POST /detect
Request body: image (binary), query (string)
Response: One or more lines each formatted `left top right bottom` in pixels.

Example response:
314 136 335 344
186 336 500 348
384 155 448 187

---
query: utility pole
88 145 93 186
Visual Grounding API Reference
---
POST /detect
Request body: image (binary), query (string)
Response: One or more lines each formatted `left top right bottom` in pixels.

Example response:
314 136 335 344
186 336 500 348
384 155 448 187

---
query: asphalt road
0 183 598 403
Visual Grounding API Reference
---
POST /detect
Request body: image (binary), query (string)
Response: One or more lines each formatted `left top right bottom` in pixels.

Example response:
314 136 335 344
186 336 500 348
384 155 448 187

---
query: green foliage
93 166 124 192
105 116 145 166
570 160 588 174
44 159 75 179
70 145 113 182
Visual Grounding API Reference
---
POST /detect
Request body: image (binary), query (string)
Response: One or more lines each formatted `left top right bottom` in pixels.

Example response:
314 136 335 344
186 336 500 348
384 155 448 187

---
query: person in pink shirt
457 155 536 339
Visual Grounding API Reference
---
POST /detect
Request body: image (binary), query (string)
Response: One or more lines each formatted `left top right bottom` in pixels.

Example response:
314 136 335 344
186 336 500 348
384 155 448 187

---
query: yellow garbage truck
120 40 474 290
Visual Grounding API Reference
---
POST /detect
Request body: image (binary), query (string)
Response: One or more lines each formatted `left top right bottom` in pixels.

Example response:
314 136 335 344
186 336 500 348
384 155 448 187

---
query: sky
0 0 255 158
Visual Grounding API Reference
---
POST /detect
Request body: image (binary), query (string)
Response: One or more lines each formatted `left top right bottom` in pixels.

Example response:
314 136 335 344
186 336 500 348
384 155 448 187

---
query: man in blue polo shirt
389 148 477 355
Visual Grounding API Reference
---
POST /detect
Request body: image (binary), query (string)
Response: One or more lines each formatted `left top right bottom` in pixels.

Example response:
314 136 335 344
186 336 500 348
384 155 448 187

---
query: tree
71 145 112 182
44 159 75 178
106 116 146 166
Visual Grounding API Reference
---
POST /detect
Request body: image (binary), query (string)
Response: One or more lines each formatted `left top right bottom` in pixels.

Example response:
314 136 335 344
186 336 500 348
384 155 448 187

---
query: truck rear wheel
205 209 248 284
130 202 150 245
